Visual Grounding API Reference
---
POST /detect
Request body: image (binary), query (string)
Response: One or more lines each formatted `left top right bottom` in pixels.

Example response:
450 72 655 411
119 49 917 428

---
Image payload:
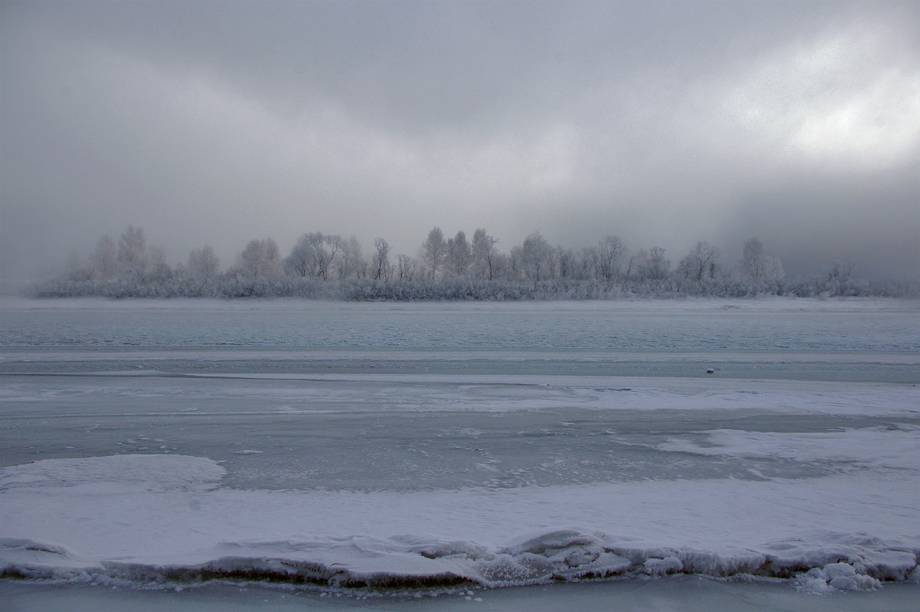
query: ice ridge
2 530 917 593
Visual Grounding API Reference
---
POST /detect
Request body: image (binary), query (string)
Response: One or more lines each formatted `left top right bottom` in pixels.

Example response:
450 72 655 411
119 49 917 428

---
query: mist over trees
30 224 917 300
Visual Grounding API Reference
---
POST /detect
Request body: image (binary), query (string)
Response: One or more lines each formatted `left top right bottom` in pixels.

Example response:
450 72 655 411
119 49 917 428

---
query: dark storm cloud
1 0 917 282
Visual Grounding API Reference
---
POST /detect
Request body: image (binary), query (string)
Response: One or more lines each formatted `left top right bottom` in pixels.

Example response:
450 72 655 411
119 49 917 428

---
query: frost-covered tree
767 258 784 282
739 238 783 285
576 247 597 280
521 232 555 281
234 238 282 282
558 248 578 279
322 235 344 281
490 252 512 280
314 233 342 281
396 254 418 281
446 231 471 277
508 246 524 280
595 235 626 283
422 227 446 280
337 236 366 280
373 237 392 281
92 235 117 280
33 221 917 300
635 247 670 280
66 249 93 282
187 245 221 283
471 228 499 280
284 235 317 278
286 233 342 280
117 225 148 279
739 238 766 283
679 241 720 281
827 258 856 283
146 245 172 282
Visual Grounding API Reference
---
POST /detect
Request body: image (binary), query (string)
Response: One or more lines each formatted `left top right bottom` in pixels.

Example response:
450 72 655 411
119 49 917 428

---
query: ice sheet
3 372 918 416
2 454 918 591
2 297 918 598
3 297 918 352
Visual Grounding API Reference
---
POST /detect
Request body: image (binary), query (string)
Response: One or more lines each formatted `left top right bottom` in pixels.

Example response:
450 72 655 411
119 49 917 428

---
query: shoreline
4 576 920 612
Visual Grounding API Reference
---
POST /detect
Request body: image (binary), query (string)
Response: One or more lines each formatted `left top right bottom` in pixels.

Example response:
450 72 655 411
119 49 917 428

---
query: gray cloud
2 0 918 283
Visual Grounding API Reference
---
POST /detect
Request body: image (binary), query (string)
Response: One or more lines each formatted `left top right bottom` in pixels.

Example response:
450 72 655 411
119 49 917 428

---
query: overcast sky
2 0 918 282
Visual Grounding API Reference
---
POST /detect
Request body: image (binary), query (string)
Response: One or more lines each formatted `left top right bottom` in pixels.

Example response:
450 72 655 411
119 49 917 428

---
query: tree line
30 225 916 299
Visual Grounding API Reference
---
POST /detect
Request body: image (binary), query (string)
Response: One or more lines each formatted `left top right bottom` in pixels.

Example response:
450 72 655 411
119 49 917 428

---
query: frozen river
1 297 919 610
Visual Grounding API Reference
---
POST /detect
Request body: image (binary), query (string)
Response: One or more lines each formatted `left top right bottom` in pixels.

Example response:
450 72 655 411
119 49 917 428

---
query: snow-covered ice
1 297 918 603
2 453 918 589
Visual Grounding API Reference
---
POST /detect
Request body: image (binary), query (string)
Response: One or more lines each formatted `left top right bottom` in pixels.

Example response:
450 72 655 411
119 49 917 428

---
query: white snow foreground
1 455 918 592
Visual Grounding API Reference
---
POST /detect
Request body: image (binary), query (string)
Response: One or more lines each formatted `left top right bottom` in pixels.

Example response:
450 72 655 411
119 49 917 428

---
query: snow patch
658 427 920 470
2 455 918 590
0 455 226 490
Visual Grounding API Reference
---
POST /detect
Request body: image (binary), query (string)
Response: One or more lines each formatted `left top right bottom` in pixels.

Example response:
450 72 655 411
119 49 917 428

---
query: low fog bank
2 2 918 292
